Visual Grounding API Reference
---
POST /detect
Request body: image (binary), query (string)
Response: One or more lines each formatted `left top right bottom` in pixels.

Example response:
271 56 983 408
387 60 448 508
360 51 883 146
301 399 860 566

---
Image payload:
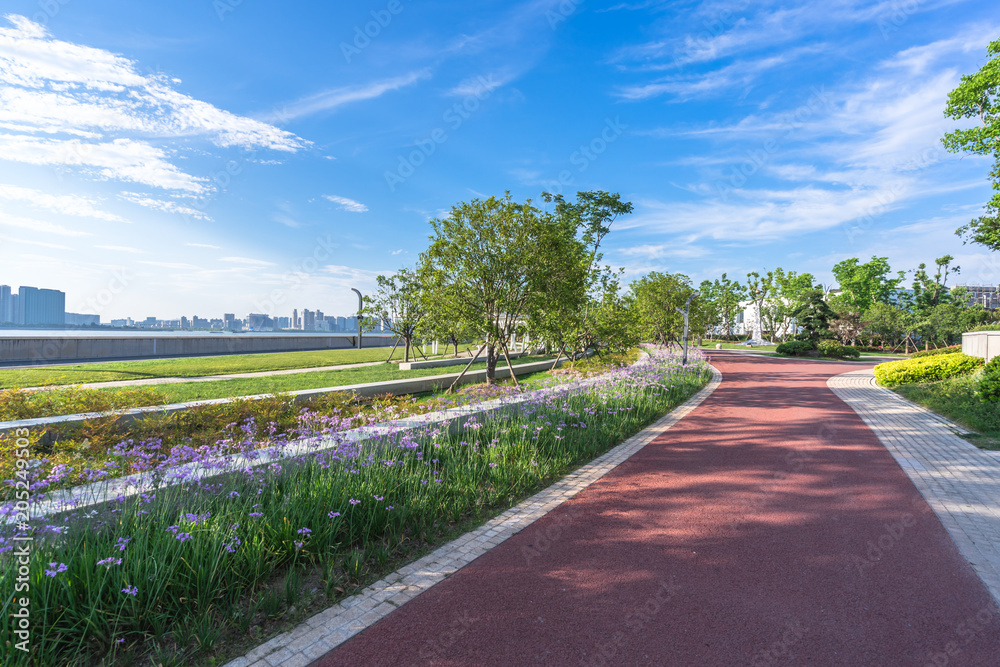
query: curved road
313 351 1000 666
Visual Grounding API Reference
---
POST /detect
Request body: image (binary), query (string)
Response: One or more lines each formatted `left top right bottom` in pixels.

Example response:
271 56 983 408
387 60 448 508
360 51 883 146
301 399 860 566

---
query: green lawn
893 374 1000 450
0 345 461 389
3 355 555 419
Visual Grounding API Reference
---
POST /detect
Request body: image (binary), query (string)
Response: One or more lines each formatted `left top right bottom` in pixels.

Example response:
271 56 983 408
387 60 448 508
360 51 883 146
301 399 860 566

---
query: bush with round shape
817 340 861 358
976 356 1000 402
874 353 984 387
910 345 962 359
775 340 815 356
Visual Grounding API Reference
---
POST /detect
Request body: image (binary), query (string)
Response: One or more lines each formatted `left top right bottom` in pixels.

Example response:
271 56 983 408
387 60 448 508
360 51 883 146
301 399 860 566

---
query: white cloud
0 234 70 250
0 183 126 222
218 256 276 267
323 194 368 213
118 191 212 221
95 244 145 253
185 242 221 249
266 71 430 122
0 15 308 193
390 249 405 255
448 72 515 97
0 210 92 236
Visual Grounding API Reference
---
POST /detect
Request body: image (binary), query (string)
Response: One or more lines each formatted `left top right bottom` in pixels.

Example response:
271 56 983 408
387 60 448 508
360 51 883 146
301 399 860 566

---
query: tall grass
0 348 710 666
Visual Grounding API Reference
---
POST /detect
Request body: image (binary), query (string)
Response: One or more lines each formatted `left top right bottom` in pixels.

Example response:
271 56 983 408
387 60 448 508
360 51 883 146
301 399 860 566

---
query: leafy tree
863 302 909 348
698 273 746 340
791 289 835 341
745 270 774 341
914 303 965 347
943 37 1000 250
762 268 814 342
416 268 472 356
831 256 905 312
529 191 634 360
422 193 546 384
631 272 704 345
912 255 960 312
362 268 426 362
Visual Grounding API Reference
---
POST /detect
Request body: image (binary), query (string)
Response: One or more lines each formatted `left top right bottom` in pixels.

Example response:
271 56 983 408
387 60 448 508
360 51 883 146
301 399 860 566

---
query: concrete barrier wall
0 334 396 365
962 331 1000 363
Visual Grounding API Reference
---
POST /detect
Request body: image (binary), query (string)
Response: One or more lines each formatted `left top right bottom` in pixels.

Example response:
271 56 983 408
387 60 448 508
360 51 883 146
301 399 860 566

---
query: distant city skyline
0 5 999 318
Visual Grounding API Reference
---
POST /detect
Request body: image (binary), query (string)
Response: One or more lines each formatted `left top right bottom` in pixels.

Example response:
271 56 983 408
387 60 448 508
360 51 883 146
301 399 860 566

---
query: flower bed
0 347 711 666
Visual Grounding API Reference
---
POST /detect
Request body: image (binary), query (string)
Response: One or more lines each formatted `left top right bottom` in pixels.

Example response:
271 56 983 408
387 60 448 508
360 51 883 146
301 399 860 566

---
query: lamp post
351 288 363 349
675 291 699 365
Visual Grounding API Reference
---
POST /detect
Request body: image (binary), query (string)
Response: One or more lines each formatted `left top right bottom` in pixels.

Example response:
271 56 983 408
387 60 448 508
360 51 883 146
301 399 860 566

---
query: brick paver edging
828 368 1000 607
222 365 723 667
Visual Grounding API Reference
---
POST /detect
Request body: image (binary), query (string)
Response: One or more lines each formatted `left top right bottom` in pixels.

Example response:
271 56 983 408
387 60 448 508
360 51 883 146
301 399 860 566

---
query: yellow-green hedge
874 353 984 387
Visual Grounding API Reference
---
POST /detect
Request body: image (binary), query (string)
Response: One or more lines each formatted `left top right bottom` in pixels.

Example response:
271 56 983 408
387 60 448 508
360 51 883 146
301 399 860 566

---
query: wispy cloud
95 244 145 253
266 71 430 122
218 256 276 267
185 242 221 249
323 194 368 213
0 183 126 222
118 192 213 221
0 210 92 236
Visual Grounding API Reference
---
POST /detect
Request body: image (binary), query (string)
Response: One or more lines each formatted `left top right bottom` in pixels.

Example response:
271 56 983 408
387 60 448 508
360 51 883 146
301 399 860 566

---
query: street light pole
351 288 363 349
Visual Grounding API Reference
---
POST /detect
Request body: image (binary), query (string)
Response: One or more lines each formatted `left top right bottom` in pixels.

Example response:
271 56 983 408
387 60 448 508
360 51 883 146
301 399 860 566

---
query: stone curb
222 365 723 667
829 368 1000 608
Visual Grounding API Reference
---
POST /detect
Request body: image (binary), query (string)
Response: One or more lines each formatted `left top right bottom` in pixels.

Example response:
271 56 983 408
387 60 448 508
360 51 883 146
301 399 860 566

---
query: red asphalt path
313 352 1000 666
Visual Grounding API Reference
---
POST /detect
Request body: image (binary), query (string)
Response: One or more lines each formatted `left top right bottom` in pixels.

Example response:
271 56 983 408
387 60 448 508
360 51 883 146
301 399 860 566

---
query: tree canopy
943 37 1000 251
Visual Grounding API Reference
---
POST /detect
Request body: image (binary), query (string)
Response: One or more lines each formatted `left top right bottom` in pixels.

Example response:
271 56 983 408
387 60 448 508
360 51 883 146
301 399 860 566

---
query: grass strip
893 375 1000 450
0 345 441 389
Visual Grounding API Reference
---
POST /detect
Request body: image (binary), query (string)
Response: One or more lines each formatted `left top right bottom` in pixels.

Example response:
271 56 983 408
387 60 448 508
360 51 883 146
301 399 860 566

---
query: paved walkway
226 352 1000 666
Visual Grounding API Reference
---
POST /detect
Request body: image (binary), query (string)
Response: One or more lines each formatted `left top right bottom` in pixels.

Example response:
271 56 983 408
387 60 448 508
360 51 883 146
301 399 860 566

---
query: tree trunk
486 343 498 384
404 336 411 362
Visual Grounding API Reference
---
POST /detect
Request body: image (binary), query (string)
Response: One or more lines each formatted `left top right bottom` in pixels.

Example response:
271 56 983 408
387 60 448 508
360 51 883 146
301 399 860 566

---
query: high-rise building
303 309 316 330
0 285 12 323
224 313 237 330
957 285 999 310
17 286 66 325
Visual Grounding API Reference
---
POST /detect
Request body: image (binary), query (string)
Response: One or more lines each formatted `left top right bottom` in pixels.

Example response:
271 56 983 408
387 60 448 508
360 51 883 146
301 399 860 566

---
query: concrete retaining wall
0 334 396 365
397 352 528 371
962 331 1000 363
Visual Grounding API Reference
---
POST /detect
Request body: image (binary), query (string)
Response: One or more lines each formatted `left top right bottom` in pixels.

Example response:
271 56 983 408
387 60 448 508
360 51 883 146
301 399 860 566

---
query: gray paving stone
829 369 1000 608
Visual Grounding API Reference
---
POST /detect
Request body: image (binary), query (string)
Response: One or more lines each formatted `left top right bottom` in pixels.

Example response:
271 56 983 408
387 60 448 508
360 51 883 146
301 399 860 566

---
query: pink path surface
313 352 1000 666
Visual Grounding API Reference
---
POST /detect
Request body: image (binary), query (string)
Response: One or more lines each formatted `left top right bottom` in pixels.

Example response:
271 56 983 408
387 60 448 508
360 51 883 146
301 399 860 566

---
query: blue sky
0 0 997 320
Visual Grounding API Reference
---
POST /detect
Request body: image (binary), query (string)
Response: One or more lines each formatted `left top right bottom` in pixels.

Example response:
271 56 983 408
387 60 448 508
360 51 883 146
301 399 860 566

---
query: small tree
631 272 701 345
745 270 774 342
422 193 544 384
362 268 425 362
417 268 472 356
791 289 835 341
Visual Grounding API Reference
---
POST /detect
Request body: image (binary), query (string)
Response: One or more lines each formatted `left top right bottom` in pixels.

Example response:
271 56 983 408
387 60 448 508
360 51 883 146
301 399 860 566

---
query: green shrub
776 340 815 356
976 356 1000 402
817 340 861 358
875 353 984 387
910 345 962 359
